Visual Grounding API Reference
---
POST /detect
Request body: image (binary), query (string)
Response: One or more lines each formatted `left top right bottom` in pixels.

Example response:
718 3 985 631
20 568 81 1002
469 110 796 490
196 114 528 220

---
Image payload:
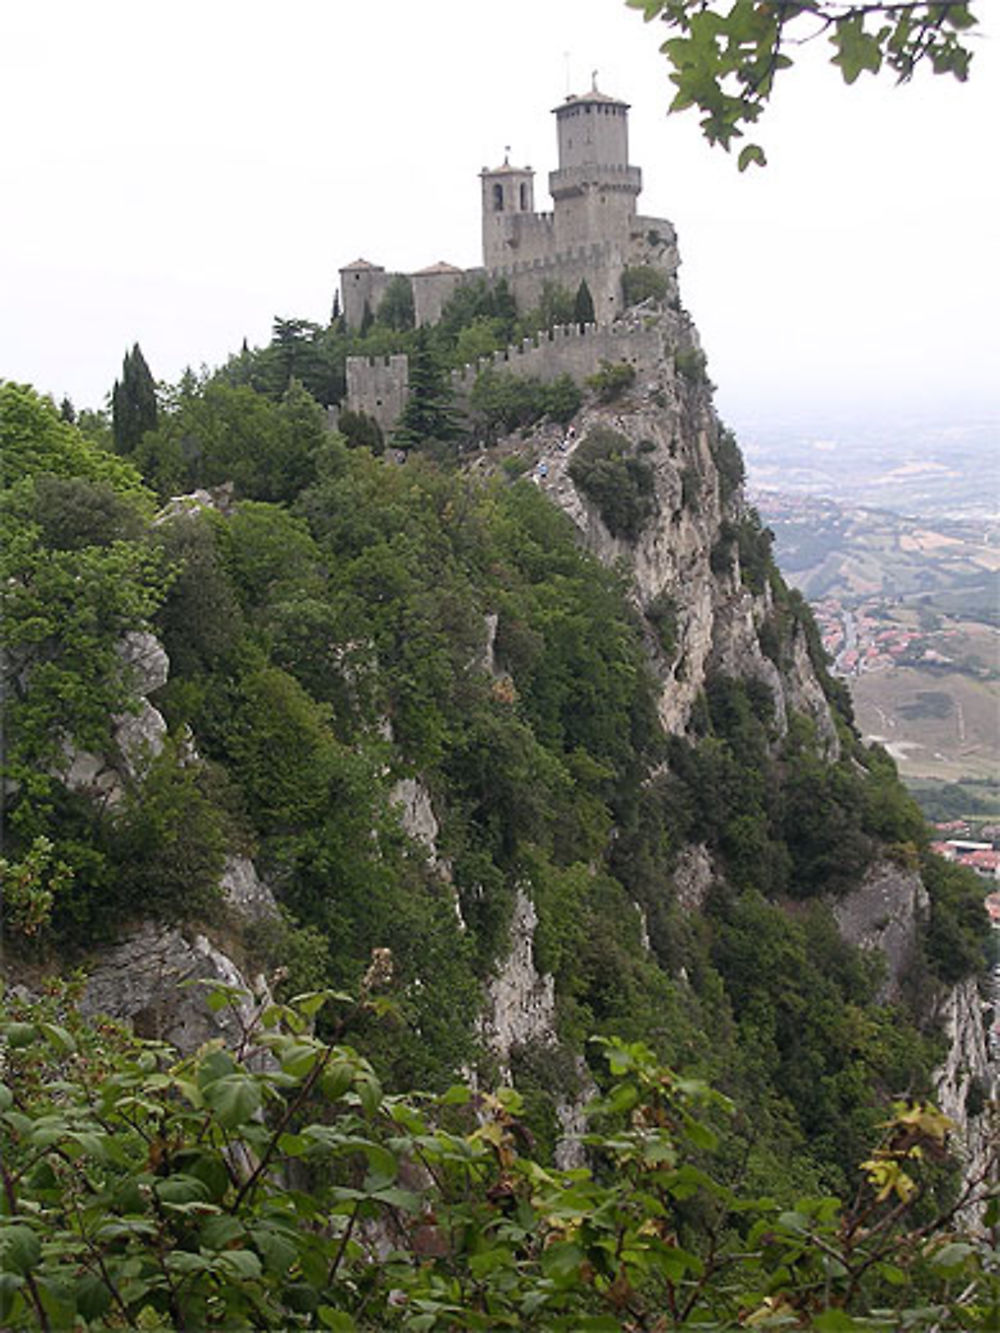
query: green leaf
931 1240 975 1270
541 1240 583 1281
202 1073 263 1128
200 1215 245 1250
738 143 766 172
317 1307 357 1331
213 1248 263 1281
0 1225 40 1274
38 1021 76 1054
355 1071 382 1117
250 1225 298 1276
813 1311 862 1332
320 1061 354 1102
0 1084 12 1112
4 1023 36 1049
439 1083 472 1106
74 1274 113 1322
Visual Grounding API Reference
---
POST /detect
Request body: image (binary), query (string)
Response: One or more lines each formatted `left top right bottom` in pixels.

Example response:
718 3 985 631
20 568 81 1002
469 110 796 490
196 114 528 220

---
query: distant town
811 597 966 678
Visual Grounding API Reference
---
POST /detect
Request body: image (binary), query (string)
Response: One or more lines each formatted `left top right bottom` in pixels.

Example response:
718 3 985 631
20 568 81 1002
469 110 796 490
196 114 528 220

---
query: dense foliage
1 984 996 1331
569 425 657 539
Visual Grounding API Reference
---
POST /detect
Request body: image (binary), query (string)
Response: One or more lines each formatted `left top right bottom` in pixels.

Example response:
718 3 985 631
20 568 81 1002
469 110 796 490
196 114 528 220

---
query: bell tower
480 150 536 270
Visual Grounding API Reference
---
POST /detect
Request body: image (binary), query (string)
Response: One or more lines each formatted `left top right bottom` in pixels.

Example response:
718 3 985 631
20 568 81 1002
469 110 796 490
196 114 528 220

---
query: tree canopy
628 1 979 168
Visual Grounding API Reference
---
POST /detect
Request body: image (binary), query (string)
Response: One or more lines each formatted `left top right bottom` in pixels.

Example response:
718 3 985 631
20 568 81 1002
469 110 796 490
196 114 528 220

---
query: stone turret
339 258 390 330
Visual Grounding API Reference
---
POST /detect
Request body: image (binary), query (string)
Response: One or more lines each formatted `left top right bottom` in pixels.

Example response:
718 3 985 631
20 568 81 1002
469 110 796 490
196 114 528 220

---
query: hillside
3 161 997 1331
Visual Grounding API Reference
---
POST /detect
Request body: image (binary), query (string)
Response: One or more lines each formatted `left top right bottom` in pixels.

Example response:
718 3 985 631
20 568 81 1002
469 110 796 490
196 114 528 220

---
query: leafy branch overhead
626 1 978 167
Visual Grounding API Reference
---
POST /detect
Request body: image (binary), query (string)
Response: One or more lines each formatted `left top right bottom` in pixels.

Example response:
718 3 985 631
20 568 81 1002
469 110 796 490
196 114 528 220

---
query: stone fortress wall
347 317 669 435
340 83 680 434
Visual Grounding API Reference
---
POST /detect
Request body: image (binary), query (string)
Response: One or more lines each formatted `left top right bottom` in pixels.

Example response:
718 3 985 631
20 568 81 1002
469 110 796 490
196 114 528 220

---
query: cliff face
525 308 839 755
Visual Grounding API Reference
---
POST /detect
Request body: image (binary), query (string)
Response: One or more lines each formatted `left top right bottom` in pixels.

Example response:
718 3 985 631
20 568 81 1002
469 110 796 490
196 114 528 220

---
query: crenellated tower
549 83 642 249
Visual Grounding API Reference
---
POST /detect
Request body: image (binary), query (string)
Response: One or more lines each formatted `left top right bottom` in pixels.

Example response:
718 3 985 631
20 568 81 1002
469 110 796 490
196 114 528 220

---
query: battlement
487 240 616 283
344 312 670 436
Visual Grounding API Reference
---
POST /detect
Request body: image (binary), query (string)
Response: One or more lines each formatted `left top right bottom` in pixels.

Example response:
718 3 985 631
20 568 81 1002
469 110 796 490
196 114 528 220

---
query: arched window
493 183 504 212
519 182 528 210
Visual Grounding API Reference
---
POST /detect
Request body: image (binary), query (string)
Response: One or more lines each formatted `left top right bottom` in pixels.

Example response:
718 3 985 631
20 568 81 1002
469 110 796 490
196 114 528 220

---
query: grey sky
2 0 997 436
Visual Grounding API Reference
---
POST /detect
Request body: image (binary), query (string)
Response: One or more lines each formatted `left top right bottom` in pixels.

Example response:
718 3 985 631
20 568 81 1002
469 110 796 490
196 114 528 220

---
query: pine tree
393 328 460 452
111 343 158 454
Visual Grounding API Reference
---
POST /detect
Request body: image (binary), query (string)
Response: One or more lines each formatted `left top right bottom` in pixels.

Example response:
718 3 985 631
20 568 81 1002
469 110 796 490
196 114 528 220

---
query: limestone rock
673 844 715 915
81 922 266 1055
833 860 929 1001
56 632 170 805
481 889 556 1076
391 777 441 858
117 630 169 696
219 854 279 922
934 976 996 1230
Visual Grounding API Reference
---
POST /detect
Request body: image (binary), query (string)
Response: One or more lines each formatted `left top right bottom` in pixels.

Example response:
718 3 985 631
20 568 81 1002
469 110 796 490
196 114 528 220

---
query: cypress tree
574 279 596 328
111 343 158 454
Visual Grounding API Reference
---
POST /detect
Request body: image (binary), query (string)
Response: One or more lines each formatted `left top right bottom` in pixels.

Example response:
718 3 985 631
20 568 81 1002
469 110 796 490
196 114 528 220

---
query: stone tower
549 80 641 249
480 153 540 271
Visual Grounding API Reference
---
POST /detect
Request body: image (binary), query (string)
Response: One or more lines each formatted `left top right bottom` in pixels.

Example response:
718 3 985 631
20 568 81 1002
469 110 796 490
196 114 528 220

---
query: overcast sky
2 0 998 441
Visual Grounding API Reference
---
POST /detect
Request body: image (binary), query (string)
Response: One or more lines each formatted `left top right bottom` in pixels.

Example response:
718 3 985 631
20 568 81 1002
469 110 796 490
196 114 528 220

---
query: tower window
493 183 504 212
519 182 528 210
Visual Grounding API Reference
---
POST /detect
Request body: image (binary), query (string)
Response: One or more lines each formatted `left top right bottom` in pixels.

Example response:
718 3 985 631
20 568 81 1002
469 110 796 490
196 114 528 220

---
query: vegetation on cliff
3 367 990 1223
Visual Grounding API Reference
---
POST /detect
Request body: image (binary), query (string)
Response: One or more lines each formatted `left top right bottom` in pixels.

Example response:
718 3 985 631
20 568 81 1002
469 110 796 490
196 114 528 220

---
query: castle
341 82 681 432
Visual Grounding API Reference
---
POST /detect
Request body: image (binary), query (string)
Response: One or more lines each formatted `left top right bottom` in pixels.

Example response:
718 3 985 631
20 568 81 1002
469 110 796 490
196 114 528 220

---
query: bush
469 369 581 438
646 590 679 658
569 426 657 541
621 264 669 306
336 407 384 454
675 345 711 386
586 359 636 402
711 425 745 503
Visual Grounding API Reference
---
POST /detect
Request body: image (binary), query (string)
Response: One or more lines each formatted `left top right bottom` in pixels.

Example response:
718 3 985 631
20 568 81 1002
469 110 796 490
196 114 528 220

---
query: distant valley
754 487 1000 818
738 413 997 521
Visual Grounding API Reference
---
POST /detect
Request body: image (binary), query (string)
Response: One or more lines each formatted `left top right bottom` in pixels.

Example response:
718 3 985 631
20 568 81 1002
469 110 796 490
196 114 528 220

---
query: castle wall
345 319 665 438
450 320 664 401
345 353 409 433
413 270 466 327
490 240 624 323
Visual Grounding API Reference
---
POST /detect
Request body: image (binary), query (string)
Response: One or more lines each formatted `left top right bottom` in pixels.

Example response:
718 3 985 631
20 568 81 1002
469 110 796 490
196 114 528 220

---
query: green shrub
569 426 657 540
622 264 669 306
646 590 679 658
675 346 711 386
586 359 637 402
711 425 745 503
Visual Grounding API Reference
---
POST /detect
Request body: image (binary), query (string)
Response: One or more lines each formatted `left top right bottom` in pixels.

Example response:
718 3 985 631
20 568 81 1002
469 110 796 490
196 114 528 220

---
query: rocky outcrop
481 890 557 1078
56 631 169 807
934 976 996 1228
673 843 715 915
527 311 838 751
219 854 279 922
391 777 442 863
833 859 929 1001
81 923 267 1055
